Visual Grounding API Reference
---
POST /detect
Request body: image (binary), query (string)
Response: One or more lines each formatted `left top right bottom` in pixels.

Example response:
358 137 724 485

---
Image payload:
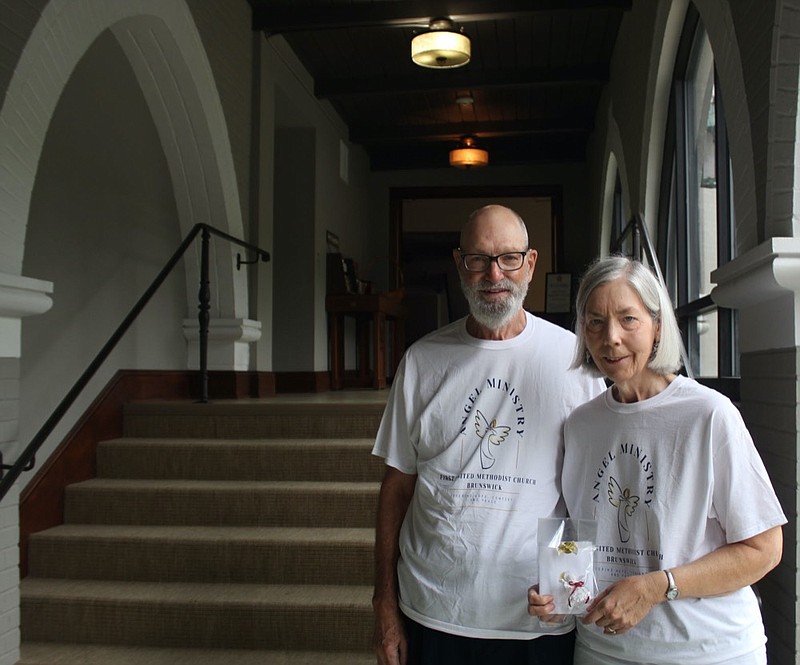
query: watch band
664 569 679 600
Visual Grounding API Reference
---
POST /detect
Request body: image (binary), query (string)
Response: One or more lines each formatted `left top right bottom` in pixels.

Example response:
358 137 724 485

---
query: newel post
197 226 211 403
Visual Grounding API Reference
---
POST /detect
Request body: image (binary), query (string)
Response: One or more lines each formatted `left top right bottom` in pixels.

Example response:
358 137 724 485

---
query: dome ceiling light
411 18 470 69
449 136 488 169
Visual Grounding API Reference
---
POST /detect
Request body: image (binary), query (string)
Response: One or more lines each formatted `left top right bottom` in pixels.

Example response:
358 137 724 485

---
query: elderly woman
528 256 785 665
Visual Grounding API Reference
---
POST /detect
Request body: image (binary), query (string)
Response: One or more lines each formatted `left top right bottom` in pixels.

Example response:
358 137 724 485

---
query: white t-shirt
562 375 787 664
372 312 605 639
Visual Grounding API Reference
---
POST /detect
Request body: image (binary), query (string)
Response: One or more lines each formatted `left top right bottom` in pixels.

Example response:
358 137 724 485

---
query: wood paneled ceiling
248 0 632 171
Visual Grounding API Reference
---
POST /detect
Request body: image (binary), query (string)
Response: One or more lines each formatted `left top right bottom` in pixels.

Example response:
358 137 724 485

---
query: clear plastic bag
538 517 598 615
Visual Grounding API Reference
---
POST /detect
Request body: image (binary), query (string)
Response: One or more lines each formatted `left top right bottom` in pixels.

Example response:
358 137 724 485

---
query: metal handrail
613 213 666 286
0 223 269 500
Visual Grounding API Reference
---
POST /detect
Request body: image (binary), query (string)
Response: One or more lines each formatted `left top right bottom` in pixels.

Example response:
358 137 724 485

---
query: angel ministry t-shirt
372 312 604 639
562 376 786 664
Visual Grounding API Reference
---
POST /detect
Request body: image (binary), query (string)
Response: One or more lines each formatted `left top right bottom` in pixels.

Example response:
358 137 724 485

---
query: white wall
258 36 375 373
19 30 186 471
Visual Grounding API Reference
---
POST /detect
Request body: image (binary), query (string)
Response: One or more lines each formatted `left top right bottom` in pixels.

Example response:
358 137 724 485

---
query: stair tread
70 478 380 490
124 401 386 414
101 437 377 446
22 578 373 607
95 437 384 481
26 397 382 652
32 523 374 543
20 642 374 664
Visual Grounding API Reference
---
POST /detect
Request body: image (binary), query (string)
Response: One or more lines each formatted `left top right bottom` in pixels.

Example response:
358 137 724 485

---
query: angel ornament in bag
555 541 594 610
538 518 598 615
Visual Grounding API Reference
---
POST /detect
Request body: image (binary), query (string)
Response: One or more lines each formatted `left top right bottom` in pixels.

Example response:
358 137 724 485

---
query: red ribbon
567 579 589 606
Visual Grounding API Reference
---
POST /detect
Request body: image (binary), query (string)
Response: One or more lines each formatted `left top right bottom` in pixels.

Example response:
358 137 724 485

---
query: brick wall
740 348 798 665
0 359 20 665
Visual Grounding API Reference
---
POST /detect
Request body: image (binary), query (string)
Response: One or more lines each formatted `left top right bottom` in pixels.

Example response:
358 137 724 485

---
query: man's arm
373 466 417 665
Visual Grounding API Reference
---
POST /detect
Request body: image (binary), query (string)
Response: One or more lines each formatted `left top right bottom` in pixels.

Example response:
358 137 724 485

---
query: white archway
0 0 248 324
694 0 759 252
599 150 620 255
598 109 629 256
641 0 688 232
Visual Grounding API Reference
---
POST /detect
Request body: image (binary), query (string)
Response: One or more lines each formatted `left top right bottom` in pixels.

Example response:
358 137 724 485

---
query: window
656 5 738 385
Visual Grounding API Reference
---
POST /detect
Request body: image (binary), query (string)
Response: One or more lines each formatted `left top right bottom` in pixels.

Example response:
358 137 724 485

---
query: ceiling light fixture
449 136 488 169
411 18 470 69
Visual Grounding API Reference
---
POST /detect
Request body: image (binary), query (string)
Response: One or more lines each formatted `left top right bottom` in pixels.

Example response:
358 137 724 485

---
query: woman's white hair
571 255 684 376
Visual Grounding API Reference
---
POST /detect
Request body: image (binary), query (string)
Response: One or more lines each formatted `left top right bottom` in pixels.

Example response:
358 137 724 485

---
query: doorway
390 186 563 345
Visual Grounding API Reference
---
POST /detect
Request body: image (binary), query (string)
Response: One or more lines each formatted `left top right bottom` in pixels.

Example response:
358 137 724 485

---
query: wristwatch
664 569 679 600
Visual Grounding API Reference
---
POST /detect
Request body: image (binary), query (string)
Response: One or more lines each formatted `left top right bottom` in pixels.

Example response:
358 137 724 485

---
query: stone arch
641 0 688 233
772 0 800 239
637 0 759 254
0 0 247 319
598 111 629 256
693 0 759 251
794 66 800 239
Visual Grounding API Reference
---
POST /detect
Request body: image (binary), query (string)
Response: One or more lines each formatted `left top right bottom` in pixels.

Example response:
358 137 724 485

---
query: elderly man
372 204 604 665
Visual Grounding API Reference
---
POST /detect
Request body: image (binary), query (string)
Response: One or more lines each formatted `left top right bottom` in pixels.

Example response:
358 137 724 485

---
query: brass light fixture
411 18 470 69
449 136 489 168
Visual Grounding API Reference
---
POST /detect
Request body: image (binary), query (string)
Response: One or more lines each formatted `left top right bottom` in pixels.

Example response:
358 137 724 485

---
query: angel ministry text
458 378 526 435
593 442 655 505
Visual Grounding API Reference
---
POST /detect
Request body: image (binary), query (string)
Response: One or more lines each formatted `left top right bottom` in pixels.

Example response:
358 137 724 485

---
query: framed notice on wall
545 273 572 313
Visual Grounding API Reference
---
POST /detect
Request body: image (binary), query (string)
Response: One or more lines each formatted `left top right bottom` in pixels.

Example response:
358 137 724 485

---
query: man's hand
373 600 407 665
526 584 569 625
373 467 416 664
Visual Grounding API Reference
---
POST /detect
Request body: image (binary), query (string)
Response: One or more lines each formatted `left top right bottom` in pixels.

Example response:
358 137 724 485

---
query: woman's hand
581 571 664 635
581 527 784 637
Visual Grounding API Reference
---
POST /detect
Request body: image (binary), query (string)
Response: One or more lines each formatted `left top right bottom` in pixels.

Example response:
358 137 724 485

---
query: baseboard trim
207 370 277 399
274 371 331 393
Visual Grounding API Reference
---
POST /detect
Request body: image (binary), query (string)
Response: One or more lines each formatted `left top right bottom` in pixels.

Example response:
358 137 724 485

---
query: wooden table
326 293 407 390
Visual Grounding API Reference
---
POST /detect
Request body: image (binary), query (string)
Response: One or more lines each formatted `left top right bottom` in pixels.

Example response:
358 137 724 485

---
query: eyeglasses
458 250 529 273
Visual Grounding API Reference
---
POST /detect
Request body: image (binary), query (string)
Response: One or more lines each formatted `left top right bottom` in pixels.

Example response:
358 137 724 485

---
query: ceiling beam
315 64 608 98
249 0 633 34
350 117 593 143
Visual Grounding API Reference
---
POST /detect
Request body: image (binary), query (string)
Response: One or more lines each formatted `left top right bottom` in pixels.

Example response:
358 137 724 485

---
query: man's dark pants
404 616 576 665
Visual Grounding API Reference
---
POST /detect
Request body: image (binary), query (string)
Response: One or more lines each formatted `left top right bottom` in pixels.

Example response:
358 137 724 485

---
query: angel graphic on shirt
608 476 639 543
474 409 511 470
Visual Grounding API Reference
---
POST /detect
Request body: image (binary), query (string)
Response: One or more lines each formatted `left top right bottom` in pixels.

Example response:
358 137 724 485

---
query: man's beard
460 276 529 330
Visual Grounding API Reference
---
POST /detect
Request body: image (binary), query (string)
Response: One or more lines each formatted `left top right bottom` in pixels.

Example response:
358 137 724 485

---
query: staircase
20 396 387 664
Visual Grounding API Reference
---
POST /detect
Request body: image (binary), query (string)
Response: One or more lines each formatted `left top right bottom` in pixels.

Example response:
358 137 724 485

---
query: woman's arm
583 525 783 635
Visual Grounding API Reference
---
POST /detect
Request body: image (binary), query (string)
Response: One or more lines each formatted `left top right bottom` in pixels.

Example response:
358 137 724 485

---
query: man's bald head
460 205 529 251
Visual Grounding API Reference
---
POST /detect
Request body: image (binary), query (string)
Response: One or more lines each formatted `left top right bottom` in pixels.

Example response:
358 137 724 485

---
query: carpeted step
96 437 385 482
122 402 385 439
64 479 379 527
21 579 373 651
23 396 387 660
27 524 374 585
20 643 375 665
